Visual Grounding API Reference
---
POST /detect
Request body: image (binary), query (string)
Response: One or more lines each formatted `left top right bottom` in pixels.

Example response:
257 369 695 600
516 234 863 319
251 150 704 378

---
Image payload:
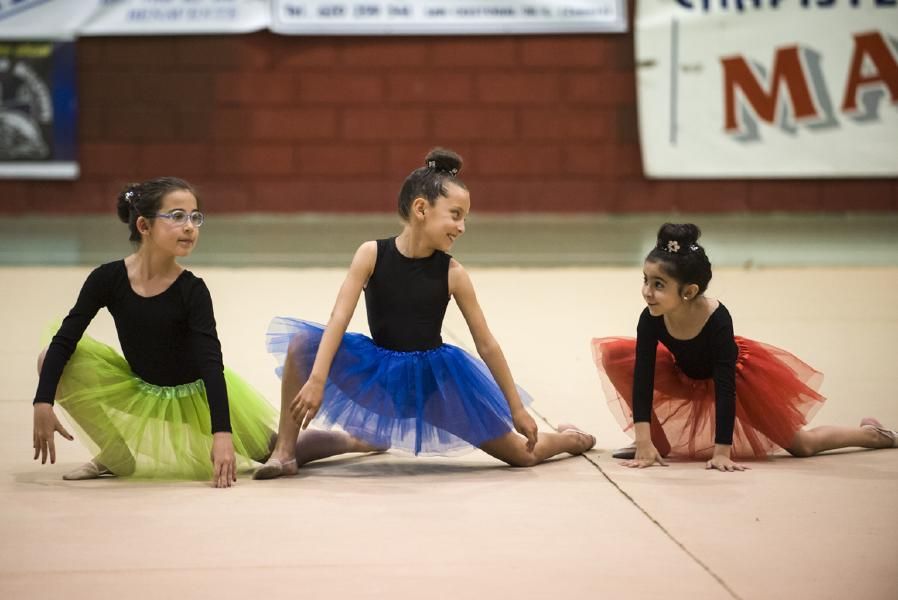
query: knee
786 431 815 458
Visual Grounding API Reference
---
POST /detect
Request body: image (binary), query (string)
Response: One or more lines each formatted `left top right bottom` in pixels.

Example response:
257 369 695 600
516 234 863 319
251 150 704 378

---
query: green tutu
52 333 277 480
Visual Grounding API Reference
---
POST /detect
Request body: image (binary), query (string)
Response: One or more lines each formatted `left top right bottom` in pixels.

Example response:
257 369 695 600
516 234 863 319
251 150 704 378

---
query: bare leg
254 334 380 479
787 422 895 457
479 426 596 467
294 429 383 466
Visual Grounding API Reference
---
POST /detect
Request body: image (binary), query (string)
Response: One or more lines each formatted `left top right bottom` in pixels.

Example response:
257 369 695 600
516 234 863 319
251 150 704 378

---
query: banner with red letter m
636 0 898 177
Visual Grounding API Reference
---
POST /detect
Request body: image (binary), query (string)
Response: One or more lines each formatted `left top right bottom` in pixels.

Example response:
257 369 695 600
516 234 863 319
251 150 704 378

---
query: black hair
116 176 198 243
646 223 712 294
397 147 467 220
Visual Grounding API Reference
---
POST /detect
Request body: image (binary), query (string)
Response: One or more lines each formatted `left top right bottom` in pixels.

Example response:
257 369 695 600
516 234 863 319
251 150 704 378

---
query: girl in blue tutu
31 177 282 487
254 148 595 479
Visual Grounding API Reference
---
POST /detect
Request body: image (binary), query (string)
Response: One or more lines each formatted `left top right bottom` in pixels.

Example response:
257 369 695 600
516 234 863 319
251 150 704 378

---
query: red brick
139 72 216 107
176 36 271 69
747 181 822 211
251 179 395 211
520 36 614 68
0 182 30 213
388 72 474 104
466 179 613 211
102 38 177 68
610 181 677 212
340 38 429 67
28 181 110 213
80 143 141 177
280 40 339 68
191 180 253 212
211 108 338 140
175 110 213 142
341 109 428 140
521 109 614 140
675 181 750 212
297 145 387 176
79 72 139 107
433 109 516 141
566 72 637 106
104 108 177 141
563 144 641 178
79 108 104 141
215 72 299 105
821 181 894 210
299 73 385 103
212 145 295 175
615 105 640 143
77 39 105 67
139 144 212 177
477 73 561 104
432 38 518 67
473 145 562 176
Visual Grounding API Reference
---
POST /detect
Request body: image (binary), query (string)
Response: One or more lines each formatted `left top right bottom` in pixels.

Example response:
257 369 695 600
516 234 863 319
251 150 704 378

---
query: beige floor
1 265 896 600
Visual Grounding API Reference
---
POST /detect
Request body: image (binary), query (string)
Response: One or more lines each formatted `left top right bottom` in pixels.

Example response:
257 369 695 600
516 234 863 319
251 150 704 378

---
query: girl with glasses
31 176 280 487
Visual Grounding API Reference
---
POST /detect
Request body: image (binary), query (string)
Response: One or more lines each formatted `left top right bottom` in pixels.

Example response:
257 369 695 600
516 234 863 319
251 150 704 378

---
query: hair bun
424 147 462 176
657 223 701 248
116 183 141 223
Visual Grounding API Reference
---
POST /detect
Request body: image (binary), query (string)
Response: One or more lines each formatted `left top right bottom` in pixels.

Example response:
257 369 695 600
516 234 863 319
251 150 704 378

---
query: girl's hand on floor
33 403 73 464
211 432 237 488
622 441 668 469
706 447 749 472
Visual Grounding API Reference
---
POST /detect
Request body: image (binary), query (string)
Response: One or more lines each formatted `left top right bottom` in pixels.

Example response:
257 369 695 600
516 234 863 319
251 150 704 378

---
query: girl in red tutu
591 223 897 471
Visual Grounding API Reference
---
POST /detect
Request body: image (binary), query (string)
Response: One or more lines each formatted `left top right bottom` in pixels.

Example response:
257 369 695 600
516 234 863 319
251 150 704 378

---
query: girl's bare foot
556 423 597 454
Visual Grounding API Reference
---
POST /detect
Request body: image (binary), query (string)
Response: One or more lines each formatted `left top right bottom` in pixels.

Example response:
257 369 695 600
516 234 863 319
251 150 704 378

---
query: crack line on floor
442 326 744 600
578 447 743 600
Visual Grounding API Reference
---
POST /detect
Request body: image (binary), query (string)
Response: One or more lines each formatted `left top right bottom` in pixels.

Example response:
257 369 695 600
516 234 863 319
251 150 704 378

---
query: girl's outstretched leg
787 418 897 457
479 425 596 467
294 428 384 466
254 333 382 479
253 334 309 479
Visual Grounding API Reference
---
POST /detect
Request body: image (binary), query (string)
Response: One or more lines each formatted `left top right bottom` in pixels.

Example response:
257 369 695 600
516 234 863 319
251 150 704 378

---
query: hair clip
426 160 458 176
665 240 680 253
689 244 699 252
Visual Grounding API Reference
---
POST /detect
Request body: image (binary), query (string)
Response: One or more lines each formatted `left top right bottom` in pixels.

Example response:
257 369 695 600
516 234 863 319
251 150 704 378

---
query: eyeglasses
154 209 204 228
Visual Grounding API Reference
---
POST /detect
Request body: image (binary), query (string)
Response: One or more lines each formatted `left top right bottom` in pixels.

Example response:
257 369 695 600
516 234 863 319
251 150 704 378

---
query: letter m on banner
721 48 822 141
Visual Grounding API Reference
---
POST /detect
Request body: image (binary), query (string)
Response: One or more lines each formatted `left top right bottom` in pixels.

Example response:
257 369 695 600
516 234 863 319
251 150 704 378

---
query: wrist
633 421 652 443
713 443 731 457
307 372 326 386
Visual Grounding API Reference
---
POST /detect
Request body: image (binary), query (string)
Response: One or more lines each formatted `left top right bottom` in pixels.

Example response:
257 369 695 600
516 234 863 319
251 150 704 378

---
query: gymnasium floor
1 215 896 599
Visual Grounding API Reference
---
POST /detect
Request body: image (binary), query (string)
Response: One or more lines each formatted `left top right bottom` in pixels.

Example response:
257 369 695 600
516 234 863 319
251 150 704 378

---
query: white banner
270 1 626 35
636 0 898 178
0 0 626 38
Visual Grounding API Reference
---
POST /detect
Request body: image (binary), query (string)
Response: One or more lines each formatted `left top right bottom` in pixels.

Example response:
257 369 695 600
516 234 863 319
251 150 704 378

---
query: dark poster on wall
0 40 77 179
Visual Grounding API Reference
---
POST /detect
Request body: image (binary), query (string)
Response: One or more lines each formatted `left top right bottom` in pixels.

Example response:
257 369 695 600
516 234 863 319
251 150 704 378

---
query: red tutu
591 336 826 459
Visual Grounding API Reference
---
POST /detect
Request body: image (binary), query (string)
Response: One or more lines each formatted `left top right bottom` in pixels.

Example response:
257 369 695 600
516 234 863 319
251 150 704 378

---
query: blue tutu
266 317 533 456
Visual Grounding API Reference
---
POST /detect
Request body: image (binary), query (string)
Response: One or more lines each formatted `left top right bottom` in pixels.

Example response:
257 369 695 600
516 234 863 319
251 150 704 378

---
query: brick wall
2 29 896 214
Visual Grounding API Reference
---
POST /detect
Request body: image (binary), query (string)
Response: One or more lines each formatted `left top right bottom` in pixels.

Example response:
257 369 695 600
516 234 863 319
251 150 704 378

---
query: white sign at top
0 0 627 38
270 1 627 35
